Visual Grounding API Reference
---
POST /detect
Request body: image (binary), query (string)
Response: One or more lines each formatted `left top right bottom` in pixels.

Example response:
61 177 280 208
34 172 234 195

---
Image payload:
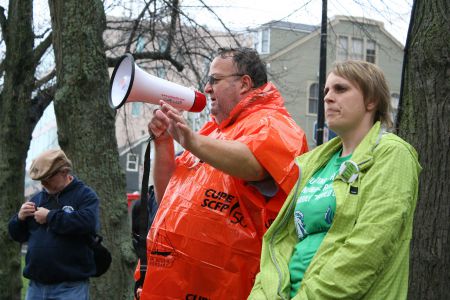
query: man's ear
240 75 253 94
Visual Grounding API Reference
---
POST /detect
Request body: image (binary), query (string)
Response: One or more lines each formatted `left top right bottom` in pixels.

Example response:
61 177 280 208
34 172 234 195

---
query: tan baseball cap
29 149 72 181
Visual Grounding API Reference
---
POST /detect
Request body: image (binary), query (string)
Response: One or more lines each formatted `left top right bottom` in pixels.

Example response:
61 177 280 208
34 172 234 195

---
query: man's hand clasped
18 201 49 224
148 101 196 149
18 201 36 221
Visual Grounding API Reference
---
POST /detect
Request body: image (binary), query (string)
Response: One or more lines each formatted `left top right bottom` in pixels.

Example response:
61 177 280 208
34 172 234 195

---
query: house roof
261 20 318 33
119 135 149 156
264 15 404 62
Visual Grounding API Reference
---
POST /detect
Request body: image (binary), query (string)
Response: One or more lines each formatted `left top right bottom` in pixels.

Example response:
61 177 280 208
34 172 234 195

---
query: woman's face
324 72 375 136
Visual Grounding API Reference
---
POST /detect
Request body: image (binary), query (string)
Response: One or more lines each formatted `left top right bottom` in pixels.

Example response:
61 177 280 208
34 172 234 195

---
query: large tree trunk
397 0 450 299
48 0 135 298
0 1 35 299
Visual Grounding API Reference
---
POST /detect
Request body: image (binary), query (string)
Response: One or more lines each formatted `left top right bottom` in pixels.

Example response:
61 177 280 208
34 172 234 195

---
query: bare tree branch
104 0 243 84
32 33 53 68
29 86 55 130
196 0 241 47
174 7 224 49
125 1 153 52
0 60 4 78
34 69 56 90
34 28 52 39
163 0 180 54
0 6 6 35
0 4 6 78
107 50 184 71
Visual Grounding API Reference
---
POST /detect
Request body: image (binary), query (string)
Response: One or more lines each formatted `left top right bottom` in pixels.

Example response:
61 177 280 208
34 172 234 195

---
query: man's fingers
160 100 181 115
167 110 185 124
149 110 171 132
175 121 190 133
150 117 165 129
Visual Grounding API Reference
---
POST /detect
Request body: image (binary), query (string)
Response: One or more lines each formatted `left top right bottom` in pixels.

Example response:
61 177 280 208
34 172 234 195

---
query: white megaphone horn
109 53 206 112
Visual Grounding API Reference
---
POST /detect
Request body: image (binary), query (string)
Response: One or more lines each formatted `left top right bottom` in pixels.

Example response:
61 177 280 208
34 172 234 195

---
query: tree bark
397 0 450 299
0 1 36 298
48 0 134 298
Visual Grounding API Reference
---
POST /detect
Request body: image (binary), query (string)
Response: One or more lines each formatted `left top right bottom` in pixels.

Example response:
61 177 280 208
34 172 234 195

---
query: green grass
21 255 28 300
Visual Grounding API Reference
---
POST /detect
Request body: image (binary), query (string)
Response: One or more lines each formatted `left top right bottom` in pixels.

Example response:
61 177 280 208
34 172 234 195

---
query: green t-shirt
289 150 351 298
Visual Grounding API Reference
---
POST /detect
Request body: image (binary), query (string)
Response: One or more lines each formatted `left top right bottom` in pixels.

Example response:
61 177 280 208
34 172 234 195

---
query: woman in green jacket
249 60 421 300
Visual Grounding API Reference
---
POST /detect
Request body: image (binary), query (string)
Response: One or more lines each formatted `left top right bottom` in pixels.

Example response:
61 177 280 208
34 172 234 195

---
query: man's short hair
217 47 268 88
29 149 72 180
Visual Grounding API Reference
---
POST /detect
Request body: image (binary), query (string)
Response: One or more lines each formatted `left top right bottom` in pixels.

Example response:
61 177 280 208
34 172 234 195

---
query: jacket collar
42 175 80 197
215 82 287 129
296 122 384 180
349 121 384 172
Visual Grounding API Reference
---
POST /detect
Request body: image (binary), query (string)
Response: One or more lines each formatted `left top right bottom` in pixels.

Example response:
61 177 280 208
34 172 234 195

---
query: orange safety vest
140 82 308 300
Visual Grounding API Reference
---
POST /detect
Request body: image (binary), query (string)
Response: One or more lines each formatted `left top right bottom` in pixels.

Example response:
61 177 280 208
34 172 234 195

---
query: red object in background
127 193 140 208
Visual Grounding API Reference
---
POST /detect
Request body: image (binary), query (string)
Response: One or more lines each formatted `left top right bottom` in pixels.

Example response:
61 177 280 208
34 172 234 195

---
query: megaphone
109 53 206 112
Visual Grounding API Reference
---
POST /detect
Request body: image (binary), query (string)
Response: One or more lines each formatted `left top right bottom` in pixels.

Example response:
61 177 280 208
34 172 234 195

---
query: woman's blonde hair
331 60 394 129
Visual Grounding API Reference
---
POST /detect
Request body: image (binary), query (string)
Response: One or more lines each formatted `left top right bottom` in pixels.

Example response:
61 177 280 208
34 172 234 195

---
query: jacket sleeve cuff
46 209 57 223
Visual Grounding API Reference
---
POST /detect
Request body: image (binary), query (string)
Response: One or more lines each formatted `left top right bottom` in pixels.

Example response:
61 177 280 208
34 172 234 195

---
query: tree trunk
0 1 36 298
48 0 135 298
397 0 450 299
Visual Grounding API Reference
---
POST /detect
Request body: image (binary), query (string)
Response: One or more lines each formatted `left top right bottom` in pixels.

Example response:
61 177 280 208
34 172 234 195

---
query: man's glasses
207 73 244 85
41 170 61 183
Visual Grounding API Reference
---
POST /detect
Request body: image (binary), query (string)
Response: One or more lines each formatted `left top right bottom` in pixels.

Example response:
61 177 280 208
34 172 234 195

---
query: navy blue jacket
8 176 99 284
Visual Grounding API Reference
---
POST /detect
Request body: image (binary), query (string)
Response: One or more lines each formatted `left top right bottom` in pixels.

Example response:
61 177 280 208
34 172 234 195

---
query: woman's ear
366 99 377 112
240 75 253 94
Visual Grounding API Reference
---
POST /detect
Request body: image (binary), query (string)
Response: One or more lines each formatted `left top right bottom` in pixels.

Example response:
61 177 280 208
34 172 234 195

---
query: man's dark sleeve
8 214 30 243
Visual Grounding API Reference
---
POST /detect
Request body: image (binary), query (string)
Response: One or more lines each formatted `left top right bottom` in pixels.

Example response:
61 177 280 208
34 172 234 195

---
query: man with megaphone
138 47 308 300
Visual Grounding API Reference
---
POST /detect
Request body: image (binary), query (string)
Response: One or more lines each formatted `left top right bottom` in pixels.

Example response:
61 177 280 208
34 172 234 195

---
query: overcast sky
0 0 412 45
180 0 413 45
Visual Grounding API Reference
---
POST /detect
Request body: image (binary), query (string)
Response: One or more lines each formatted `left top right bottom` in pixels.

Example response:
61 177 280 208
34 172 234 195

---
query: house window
337 36 377 63
252 31 259 50
337 36 349 61
126 153 139 172
253 28 270 54
156 67 166 79
308 83 319 114
366 40 376 63
351 38 363 60
136 35 145 53
131 102 142 117
261 29 270 53
158 37 168 52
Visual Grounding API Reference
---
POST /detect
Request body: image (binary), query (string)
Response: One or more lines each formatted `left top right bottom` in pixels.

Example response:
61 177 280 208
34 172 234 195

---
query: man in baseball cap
8 148 100 299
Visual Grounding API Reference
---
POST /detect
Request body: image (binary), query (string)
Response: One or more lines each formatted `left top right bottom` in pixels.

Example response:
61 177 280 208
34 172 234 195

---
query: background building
252 16 404 147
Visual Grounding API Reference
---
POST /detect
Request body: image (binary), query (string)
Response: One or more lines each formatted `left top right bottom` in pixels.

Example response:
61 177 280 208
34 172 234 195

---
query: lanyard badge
338 160 359 183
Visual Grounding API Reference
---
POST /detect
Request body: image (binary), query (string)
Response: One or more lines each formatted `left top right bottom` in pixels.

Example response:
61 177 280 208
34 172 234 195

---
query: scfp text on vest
201 188 235 212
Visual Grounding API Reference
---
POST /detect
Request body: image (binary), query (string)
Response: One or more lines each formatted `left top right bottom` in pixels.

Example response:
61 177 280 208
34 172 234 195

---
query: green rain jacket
249 122 421 300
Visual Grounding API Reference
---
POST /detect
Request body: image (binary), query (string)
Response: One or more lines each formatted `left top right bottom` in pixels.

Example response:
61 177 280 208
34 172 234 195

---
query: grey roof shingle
261 20 319 32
